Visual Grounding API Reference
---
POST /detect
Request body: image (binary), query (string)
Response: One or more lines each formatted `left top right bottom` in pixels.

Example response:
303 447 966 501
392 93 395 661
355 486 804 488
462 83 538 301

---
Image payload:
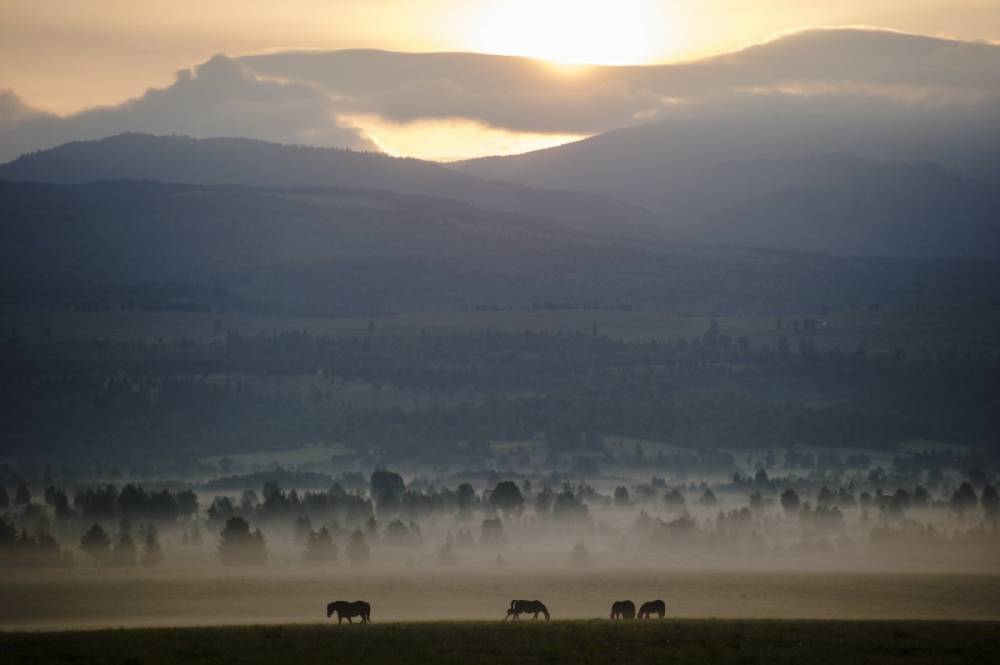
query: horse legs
338 615 343 624
347 617 353 624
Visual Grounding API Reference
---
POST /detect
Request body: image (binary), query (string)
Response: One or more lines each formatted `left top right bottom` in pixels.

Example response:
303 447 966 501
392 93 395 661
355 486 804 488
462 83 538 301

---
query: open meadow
2 619 999 665
2 566 999 631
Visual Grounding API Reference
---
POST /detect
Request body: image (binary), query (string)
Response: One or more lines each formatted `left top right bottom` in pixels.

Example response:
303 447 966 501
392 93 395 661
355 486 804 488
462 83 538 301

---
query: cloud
239 27 1000 135
2 27 998 161
0 55 375 162
359 77 662 134
0 89 62 159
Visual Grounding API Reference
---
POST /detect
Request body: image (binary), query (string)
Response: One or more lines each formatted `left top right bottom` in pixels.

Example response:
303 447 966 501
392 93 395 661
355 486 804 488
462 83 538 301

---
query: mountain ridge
453 126 1000 259
0 133 665 241
3 178 999 316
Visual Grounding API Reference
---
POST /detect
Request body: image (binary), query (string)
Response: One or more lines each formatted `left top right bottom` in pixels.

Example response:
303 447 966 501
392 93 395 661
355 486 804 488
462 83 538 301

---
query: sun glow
473 0 659 65
343 114 587 162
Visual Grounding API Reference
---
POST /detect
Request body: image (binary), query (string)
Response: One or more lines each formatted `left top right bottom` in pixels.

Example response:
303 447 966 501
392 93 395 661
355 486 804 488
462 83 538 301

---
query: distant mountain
0 133 663 241
671 155 1000 258
0 179 581 313
5 27 999 259
2 179 999 315
453 117 1000 258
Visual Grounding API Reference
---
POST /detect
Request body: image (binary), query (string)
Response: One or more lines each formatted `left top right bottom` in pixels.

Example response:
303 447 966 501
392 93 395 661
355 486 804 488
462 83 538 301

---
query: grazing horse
610 600 636 619
326 600 371 624
504 599 550 621
638 600 666 619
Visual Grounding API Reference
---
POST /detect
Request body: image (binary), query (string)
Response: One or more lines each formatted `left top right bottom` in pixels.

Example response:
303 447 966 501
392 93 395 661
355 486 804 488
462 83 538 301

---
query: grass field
3 567 999 632
2 619 998 664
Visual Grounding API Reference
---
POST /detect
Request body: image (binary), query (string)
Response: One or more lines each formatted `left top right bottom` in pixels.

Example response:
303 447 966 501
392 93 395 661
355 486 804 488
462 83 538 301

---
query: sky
1 0 999 160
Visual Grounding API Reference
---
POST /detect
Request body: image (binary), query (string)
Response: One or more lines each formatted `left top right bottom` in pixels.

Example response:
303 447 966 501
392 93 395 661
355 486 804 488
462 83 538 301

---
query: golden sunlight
344 114 587 162
472 0 659 65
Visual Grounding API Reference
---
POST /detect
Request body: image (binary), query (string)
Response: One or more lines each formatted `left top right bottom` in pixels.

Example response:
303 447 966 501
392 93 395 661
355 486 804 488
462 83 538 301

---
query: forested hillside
3 321 996 468
3 179 999 316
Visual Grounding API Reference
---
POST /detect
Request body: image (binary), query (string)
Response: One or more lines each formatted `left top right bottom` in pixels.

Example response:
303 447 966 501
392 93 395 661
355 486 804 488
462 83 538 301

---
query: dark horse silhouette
504 599 550 621
326 600 371 624
638 600 666 619
610 600 636 619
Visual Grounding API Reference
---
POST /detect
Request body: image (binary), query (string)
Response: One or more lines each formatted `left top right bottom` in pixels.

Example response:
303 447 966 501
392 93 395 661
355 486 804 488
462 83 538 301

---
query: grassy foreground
2 619 999 665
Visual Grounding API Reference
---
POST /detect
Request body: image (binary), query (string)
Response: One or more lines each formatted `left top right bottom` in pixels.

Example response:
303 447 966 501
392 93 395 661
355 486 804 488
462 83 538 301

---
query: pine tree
0 516 15 549
302 527 337 564
189 521 203 545
293 515 313 545
982 484 999 521
141 524 163 567
437 541 458 566
569 541 591 566
14 482 31 505
345 529 370 565
217 516 268 565
35 531 62 566
111 520 137 567
80 524 111 563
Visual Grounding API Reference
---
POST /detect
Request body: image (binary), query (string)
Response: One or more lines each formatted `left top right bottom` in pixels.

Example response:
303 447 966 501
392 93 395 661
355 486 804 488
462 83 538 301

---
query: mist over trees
217 517 268 566
80 524 111 563
1 451 998 574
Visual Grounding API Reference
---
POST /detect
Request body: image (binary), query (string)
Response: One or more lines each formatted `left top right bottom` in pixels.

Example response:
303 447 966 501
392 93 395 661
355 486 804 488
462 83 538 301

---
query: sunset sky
2 1 999 160
4 0 999 113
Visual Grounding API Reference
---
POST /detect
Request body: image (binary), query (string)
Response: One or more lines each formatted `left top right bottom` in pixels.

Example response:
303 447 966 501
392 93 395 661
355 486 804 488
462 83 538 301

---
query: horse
637 599 666 619
326 600 371 624
610 600 636 619
504 599 550 621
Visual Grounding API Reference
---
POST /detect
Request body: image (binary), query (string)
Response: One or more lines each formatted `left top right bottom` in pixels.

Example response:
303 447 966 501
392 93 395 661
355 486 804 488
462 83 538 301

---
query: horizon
6 0 1000 113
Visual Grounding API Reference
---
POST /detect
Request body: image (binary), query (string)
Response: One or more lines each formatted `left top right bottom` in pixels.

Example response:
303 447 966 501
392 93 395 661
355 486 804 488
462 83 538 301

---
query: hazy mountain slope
0 180 585 310
453 106 1000 258
454 94 1000 196
679 155 1000 258
2 179 999 315
0 133 663 240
